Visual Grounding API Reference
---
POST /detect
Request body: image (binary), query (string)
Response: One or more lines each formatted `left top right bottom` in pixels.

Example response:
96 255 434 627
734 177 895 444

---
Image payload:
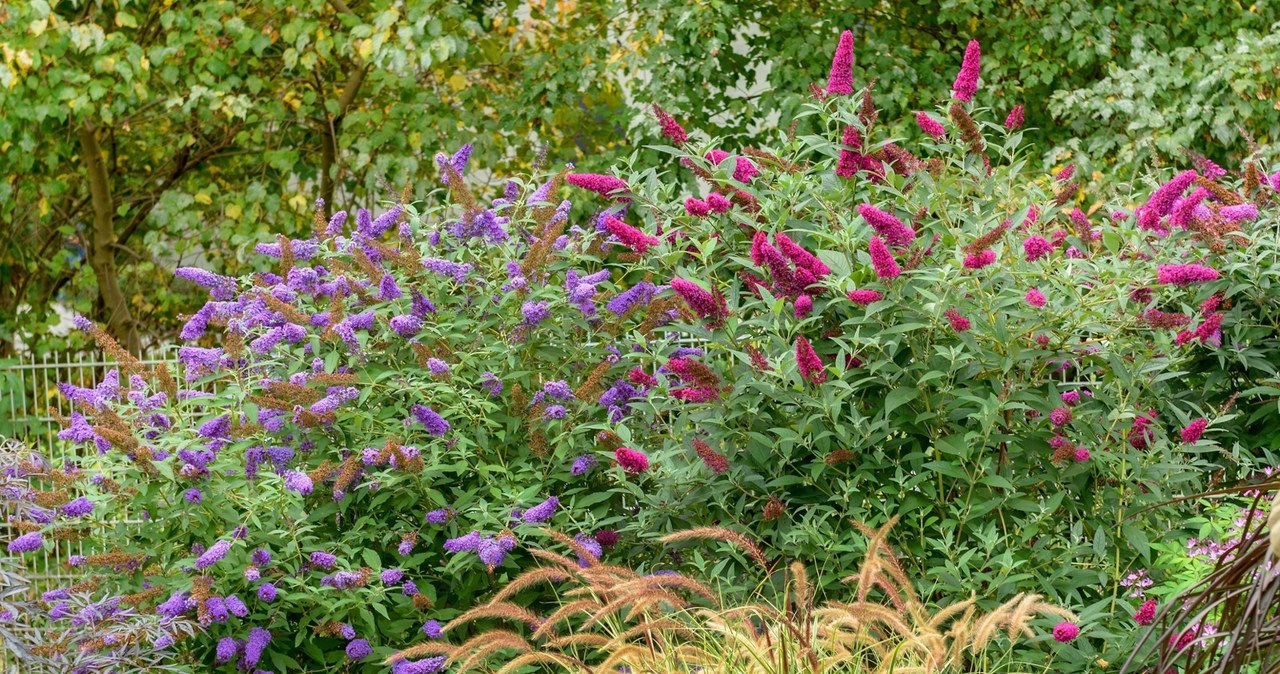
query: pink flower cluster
825 30 856 96
963 250 996 269
1023 235 1053 262
1156 264 1219 286
684 193 732 217
916 112 946 141
944 308 970 333
1004 104 1024 130
604 216 659 254
749 231 831 309
566 173 629 201
868 236 901 280
857 204 916 247
795 336 826 384
1138 170 1197 232
951 40 981 102
671 278 729 328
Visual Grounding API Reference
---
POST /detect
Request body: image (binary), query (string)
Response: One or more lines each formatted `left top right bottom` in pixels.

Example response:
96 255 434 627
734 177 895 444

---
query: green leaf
884 387 919 416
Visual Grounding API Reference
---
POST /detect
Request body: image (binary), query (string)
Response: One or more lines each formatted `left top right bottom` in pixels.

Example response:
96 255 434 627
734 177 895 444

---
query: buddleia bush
7 28 1280 674
554 32 1280 670
4 153 691 671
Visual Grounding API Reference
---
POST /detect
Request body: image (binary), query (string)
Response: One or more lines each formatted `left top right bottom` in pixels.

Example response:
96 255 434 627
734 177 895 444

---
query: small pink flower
825 30 856 96
963 250 996 269
1023 235 1053 262
1061 390 1080 406
651 103 688 145
916 112 946 141
775 232 831 278
944 309 970 333
795 336 826 385
793 295 813 318
670 278 728 328
604 216 659 254
1053 622 1080 643
614 447 649 474
1138 170 1197 231
1025 288 1046 307
1156 264 1219 286
868 236 901 280
1130 410 1158 450
684 197 710 217
566 173 629 200
1004 104 1024 130
847 289 884 306
836 126 863 179
1073 447 1091 462
706 193 732 214
857 204 915 247
1181 418 1208 444
1056 164 1076 183
951 40 981 103
1050 407 1072 427
1134 600 1157 626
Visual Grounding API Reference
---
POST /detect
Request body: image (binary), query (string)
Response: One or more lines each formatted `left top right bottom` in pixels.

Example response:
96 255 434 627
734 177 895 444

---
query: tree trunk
76 123 142 355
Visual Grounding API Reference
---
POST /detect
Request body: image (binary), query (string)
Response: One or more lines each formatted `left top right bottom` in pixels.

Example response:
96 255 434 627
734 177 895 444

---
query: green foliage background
1 0 1277 354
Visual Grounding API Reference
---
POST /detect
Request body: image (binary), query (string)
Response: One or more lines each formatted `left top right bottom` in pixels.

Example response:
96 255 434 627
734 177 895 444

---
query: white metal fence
0 349 175 584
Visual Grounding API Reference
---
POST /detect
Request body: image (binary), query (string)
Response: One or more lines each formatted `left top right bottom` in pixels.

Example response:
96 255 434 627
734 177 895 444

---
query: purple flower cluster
565 269 610 315
571 454 598 476
521 496 560 524
195 540 232 570
409 404 450 436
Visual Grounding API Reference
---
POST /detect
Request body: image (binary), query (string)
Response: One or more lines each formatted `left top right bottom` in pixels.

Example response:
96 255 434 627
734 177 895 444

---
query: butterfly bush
9 28 1280 674
10 154 697 670
511 31 1276 671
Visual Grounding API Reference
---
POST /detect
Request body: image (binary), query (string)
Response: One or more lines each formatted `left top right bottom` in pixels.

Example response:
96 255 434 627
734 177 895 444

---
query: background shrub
2 2 1276 356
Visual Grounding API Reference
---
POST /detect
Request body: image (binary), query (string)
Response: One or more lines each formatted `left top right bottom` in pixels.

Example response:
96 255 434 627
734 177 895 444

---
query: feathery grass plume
446 602 543 634
488 567 571 605
449 631 533 673
492 652 584 674
440 517 1080 674
1122 478 1280 674
660 527 769 569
